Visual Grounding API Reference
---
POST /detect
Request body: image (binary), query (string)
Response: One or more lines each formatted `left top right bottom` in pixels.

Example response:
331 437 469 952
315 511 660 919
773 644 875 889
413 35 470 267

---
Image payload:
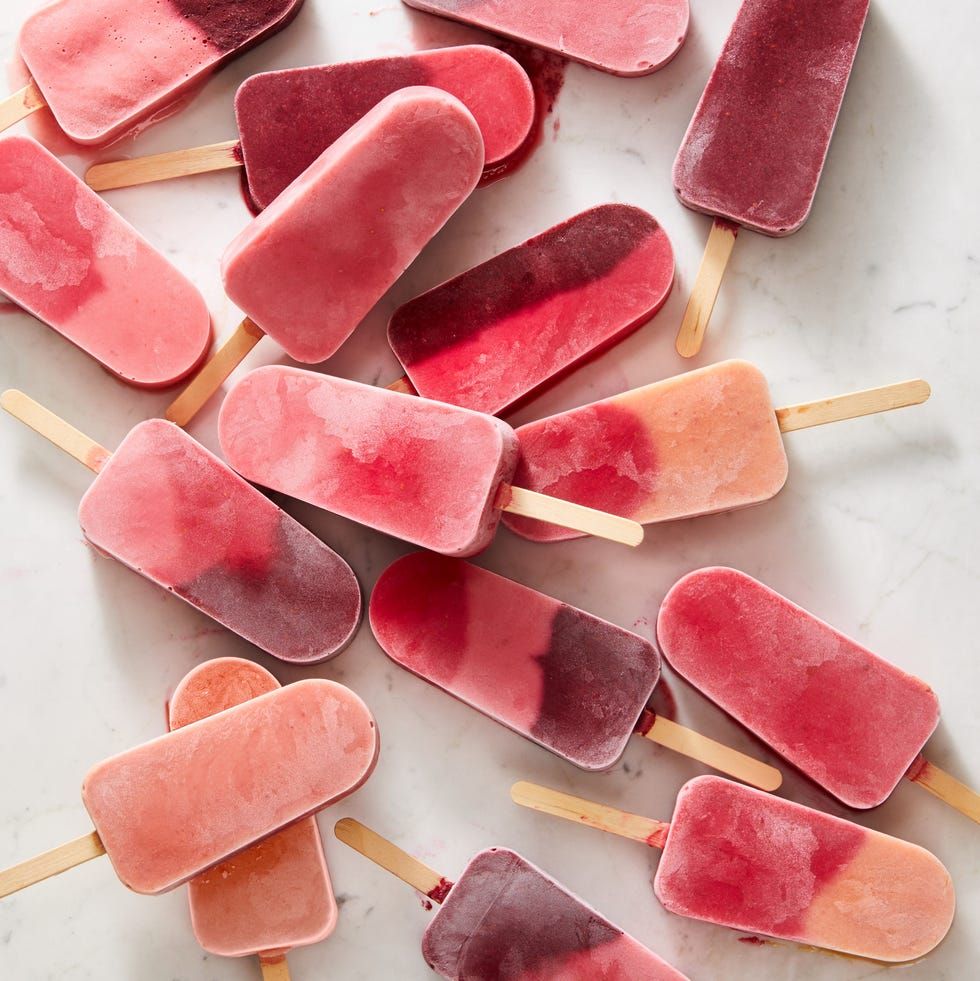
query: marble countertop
1 1 978 978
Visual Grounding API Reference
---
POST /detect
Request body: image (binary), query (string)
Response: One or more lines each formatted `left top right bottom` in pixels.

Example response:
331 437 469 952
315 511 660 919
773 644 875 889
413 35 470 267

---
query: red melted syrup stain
649 678 677 722
738 936 770 946
427 877 454 904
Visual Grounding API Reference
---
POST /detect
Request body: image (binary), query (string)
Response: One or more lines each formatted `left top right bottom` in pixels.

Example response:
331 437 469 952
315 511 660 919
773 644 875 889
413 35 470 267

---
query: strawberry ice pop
658 568 980 821
0 680 378 898
0 136 211 388
513 777 956 963
2 0 303 144
1 391 361 664
402 1 690 76
335 820 690 980
673 0 871 356
370 552 780 787
387 205 674 415
86 46 535 202
167 86 485 427
504 360 930 542
169 659 337 967
218 367 644 554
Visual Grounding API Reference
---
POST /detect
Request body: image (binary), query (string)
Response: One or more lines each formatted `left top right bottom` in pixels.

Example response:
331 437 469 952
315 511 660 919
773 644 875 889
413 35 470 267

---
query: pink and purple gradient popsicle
387 204 675 416
0 136 211 388
169 659 337 963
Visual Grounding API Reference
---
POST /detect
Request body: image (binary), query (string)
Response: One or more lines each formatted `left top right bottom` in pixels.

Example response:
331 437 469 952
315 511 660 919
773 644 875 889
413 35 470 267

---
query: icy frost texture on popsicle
0 137 211 388
504 360 787 542
655 776 954 961
370 553 659 770
236 46 533 210
402 1 689 77
657 568 940 808
83 679 378 895
218 367 519 557
169 659 337 959
673 0 870 235
222 86 484 364
19 0 303 145
424 849 690 980
388 205 675 415
78 420 361 664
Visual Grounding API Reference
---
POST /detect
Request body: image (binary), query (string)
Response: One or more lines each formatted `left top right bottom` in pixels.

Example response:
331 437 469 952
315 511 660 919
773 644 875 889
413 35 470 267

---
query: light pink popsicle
657 568 941 808
504 360 788 541
169 659 337 961
218 367 518 557
18 0 303 145
402 1 689 76
83 679 378 895
78 419 361 664
0 136 211 387
222 86 484 364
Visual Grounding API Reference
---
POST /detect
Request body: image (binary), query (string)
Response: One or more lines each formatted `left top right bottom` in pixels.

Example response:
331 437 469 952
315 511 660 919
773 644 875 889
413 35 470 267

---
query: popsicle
218 367 644 554
370 552 781 788
1 390 361 664
386 205 675 415
673 0 871 356
85 46 534 201
166 86 485 427
169 659 337 978
0 0 303 145
503 360 931 542
335 819 691 980
0 679 378 898
513 777 956 963
402 1 690 76
0 136 211 388
658 568 980 823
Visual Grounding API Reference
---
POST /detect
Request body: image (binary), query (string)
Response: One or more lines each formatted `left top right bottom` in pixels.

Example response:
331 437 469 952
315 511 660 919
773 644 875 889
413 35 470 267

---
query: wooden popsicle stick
510 782 670 849
334 819 452 901
0 831 105 898
775 379 931 433
907 758 980 824
500 485 644 547
1 390 110 473
386 375 417 395
637 712 783 792
85 140 242 192
0 80 46 133
259 956 291 981
675 218 739 358
166 318 265 427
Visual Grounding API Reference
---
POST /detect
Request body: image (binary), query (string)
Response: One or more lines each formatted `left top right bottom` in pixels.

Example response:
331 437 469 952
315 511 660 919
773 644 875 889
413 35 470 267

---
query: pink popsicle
16 0 303 145
370 552 660 770
83 679 378 894
387 205 675 416
504 360 787 542
0 136 211 388
236 46 534 210
657 568 941 808
78 419 361 664
402 1 690 76
222 86 484 364
424 848 689 980
169 659 337 961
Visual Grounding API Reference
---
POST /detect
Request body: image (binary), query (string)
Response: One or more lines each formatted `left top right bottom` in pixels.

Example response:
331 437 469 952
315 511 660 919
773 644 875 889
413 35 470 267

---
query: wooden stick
500 485 644 547
908 759 980 824
675 218 738 358
1 390 110 473
637 712 782 792
166 318 264 427
386 375 416 395
334 819 452 901
259 956 291 981
775 379 931 433
511 782 670 849
85 140 242 192
0 831 105 898
0 80 46 133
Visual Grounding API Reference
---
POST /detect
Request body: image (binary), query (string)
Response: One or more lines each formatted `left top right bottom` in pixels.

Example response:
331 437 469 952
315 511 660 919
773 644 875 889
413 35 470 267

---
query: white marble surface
1 1 978 978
